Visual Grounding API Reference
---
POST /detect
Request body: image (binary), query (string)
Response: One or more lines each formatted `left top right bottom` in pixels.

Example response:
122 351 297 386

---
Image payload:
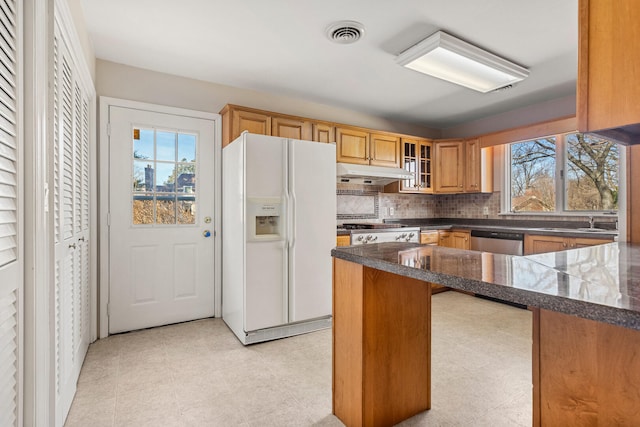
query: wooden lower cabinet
524 234 613 255
336 234 350 247
438 230 470 249
333 259 431 427
533 309 640 426
421 231 448 293
451 231 470 249
420 231 438 244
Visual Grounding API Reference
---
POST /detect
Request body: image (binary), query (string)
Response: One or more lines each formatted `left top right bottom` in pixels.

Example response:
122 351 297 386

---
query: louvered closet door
0 0 22 426
53 25 91 426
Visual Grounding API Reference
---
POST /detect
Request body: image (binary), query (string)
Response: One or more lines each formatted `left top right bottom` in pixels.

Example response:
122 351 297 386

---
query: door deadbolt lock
204 216 211 224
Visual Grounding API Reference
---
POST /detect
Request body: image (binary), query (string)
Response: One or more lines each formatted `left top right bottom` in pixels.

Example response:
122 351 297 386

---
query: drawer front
420 231 439 245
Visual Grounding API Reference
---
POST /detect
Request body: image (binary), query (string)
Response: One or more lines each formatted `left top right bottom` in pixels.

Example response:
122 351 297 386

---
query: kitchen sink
576 227 609 232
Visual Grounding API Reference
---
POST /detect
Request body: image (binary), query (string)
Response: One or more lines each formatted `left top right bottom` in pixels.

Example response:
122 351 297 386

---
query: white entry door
108 106 216 333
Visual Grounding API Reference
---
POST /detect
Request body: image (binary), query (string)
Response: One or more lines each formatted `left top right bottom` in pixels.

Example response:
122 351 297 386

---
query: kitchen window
505 132 619 214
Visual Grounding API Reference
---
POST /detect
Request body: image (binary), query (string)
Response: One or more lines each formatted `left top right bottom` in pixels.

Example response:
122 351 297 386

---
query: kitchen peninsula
331 242 640 426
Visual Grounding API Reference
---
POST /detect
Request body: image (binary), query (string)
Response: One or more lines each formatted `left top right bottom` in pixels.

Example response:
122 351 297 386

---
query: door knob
203 230 211 238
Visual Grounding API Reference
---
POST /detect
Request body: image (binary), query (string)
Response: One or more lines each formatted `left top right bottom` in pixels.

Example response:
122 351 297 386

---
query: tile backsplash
336 183 617 225
337 183 501 222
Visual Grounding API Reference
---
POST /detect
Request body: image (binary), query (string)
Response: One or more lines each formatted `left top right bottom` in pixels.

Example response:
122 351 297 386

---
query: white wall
441 94 576 139
95 59 441 138
63 0 95 79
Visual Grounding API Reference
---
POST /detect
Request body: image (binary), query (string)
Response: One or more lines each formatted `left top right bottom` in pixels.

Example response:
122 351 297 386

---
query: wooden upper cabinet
336 126 370 165
385 138 433 194
233 109 271 139
577 0 640 133
464 138 481 192
434 140 464 193
369 133 401 168
313 123 335 143
272 116 312 140
221 105 272 146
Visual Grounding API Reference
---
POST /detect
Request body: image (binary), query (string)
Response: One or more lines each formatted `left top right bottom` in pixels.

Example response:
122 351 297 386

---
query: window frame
502 132 619 215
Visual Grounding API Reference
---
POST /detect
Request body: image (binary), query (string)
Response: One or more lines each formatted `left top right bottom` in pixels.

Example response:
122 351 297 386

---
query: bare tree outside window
509 133 618 213
510 138 556 212
565 133 618 211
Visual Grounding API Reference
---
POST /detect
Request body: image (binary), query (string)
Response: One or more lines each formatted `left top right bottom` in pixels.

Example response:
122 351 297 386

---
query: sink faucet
588 216 595 229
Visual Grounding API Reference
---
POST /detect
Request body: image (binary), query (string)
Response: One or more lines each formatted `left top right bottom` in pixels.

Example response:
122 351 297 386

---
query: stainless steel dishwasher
470 230 524 255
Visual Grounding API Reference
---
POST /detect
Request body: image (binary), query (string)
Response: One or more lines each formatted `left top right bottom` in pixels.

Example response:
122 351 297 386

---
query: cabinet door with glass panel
390 138 433 193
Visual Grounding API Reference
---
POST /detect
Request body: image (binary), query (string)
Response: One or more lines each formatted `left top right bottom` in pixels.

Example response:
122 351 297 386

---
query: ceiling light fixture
396 31 529 93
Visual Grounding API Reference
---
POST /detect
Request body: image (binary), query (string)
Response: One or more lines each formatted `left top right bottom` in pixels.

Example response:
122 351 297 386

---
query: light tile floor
65 291 532 427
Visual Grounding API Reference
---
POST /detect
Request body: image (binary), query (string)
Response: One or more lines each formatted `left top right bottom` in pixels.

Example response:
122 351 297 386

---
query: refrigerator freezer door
244 134 289 331
245 134 287 200
222 138 245 338
288 140 337 322
245 241 288 330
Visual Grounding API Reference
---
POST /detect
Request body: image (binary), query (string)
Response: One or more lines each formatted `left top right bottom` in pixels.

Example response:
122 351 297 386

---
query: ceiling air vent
326 21 365 44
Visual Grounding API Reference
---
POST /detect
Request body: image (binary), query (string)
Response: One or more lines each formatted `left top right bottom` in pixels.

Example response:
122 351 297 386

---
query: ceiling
80 0 578 130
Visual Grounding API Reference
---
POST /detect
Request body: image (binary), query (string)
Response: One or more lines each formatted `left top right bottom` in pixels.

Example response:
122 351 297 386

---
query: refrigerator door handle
288 141 296 321
287 141 296 250
282 240 289 323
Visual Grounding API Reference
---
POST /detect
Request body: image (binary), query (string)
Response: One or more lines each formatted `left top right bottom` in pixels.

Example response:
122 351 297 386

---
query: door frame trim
98 97 222 338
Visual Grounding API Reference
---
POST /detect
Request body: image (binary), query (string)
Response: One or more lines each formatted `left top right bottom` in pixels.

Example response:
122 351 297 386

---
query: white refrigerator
222 132 336 344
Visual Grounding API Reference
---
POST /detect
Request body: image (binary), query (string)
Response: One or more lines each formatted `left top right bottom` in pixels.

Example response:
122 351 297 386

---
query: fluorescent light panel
397 31 529 93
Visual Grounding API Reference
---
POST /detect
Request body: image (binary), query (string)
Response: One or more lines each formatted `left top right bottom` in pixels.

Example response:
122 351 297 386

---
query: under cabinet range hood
336 162 413 185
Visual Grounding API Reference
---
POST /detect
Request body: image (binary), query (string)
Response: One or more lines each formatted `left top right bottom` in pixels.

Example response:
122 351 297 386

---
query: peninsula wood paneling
332 258 364 427
332 259 431 427
535 309 640 426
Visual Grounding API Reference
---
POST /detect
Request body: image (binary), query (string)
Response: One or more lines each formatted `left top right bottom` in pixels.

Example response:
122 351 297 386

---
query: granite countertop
416 223 618 239
331 242 640 331
338 218 619 239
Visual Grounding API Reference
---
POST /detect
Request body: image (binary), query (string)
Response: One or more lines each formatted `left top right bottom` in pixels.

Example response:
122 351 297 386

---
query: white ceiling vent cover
326 21 365 44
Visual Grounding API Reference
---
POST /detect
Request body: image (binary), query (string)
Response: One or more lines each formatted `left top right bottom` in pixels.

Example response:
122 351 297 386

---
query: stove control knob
357 235 364 242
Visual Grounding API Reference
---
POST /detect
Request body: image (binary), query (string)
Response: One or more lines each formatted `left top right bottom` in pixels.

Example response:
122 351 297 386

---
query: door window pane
131 128 198 225
133 196 154 224
133 161 153 192
156 131 177 161
155 162 176 192
178 197 196 224
156 196 176 224
133 129 154 159
510 138 556 212
178 133 197 162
